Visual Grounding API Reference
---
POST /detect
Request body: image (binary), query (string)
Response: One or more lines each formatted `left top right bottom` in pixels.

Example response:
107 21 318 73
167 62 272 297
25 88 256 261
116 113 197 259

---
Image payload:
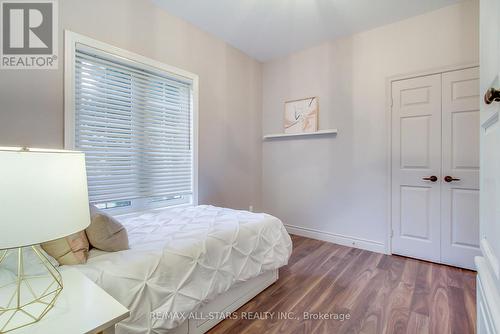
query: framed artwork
284 97 319 134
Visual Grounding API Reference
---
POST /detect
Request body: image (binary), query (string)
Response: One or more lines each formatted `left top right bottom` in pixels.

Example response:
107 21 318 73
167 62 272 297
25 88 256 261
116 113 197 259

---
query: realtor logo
1 0 58 69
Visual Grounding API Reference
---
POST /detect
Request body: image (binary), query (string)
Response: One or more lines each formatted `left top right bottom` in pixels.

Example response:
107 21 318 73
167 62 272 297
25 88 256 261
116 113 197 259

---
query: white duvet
75 205 292 333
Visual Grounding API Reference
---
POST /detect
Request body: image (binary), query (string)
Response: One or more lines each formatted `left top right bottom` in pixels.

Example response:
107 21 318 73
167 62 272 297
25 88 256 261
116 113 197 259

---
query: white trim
481 238 500 280
387 62 479 84
385 74 393 255
385 62 479 256
192 77 199 206
63 30 199 206
64 31 77 148
284 224 386 254
482 111 499 131
113 203 194 220
476 256 500 333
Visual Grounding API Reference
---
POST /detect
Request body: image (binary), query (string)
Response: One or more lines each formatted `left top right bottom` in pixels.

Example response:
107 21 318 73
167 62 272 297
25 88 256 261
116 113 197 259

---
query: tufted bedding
75 205 292 333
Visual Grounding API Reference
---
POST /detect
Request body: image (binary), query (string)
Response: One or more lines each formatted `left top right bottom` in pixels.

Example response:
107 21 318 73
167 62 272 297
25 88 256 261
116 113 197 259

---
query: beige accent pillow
87 206 129 252
41 231 90 265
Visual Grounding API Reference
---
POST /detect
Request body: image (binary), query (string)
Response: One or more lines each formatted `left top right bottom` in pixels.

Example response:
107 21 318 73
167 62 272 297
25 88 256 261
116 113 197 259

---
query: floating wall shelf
263 129 338 140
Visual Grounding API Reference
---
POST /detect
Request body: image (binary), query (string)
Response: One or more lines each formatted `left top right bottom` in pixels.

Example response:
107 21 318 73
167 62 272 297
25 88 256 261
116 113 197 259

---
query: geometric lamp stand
0 246 63 333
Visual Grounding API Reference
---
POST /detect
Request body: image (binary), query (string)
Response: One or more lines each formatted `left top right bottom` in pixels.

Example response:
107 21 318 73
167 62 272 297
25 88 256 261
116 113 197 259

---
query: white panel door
441 67 480 270
480 0 500 280
477 0 500 331
391 74 442 263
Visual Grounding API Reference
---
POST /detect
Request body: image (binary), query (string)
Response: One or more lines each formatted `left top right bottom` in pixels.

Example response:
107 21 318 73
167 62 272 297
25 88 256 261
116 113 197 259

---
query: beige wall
262 0 479 251
0 0 480 248
0 0 263 211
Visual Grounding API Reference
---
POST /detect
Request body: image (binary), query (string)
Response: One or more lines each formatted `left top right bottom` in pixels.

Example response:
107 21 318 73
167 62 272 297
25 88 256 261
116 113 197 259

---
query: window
65 32 198 212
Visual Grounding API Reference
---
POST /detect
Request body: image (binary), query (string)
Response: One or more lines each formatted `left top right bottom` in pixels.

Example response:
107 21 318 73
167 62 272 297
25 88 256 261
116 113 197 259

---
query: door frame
385 62 479 255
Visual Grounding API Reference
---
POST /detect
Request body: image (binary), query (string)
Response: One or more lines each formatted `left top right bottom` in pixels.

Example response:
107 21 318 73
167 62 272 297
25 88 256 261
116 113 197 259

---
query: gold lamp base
0 246 63 333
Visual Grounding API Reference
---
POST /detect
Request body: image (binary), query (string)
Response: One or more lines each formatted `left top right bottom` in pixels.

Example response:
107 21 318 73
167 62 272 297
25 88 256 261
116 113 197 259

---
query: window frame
64 30 199 213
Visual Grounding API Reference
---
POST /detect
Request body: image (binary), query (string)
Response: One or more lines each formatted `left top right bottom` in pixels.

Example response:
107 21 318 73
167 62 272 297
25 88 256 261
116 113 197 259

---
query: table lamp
0 147 91 333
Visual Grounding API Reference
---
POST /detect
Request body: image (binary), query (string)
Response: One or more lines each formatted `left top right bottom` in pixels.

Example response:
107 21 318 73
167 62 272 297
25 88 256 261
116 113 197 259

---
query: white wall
262 0 479 252
0 0 263 211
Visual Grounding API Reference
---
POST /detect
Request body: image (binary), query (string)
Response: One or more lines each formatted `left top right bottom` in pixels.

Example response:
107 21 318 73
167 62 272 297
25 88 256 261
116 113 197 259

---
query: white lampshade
0 147 91 249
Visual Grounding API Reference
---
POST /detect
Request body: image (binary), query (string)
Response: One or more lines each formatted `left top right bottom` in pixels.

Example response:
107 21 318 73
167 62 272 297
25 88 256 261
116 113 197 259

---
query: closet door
391 74 442 263
441 67 481 270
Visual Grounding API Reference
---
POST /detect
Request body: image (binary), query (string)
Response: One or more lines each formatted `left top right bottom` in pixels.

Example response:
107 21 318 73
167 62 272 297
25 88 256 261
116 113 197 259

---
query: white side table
10 267 129 334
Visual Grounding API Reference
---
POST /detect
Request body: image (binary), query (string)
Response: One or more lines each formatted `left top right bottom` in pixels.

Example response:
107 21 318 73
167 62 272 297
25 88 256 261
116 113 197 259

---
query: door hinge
390 229 394 238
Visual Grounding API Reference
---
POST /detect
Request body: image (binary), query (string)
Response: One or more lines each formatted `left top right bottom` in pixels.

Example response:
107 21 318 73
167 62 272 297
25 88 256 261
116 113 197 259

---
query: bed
74 205 292 334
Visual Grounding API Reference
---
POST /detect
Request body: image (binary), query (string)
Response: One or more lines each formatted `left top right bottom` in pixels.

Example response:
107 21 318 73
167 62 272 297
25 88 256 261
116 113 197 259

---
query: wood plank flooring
208 235 476 334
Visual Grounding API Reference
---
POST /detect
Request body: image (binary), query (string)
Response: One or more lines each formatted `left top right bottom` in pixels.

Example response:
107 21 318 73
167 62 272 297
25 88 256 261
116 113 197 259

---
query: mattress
75 205 292 334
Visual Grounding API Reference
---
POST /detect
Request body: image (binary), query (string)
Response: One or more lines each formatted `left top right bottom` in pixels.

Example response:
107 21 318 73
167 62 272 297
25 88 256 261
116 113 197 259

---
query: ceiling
154 0 463 62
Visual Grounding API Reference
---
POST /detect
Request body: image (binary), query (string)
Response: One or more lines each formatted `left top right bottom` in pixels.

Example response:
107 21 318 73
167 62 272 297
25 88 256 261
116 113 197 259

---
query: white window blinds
74 45 193 207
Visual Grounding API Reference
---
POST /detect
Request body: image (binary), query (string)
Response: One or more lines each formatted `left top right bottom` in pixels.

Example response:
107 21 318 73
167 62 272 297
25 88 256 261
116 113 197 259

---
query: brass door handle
444 176 461 183
422 176 438 182
484 87 500 104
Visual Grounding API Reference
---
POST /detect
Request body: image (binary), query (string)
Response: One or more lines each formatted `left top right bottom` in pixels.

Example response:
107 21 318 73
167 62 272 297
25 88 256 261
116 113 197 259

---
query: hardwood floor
208 235 476 334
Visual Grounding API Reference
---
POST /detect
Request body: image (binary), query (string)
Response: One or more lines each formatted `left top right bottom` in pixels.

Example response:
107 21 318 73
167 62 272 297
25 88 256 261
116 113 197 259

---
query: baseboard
481 238 500 280
475 256 500 333
284 224 386 254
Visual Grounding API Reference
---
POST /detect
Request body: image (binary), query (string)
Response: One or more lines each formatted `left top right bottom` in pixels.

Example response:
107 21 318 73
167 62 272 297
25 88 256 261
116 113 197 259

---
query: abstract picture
284 97 319 134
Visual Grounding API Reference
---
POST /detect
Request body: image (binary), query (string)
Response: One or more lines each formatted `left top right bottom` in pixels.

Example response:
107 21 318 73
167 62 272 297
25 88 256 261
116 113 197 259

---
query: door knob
422 176 438 182
444 176 461 183
484 87 500 104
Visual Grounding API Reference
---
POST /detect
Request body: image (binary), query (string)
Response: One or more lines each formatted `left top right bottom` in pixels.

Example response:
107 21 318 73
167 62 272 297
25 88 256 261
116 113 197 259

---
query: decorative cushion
41 231 90 265
87 205 129 252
